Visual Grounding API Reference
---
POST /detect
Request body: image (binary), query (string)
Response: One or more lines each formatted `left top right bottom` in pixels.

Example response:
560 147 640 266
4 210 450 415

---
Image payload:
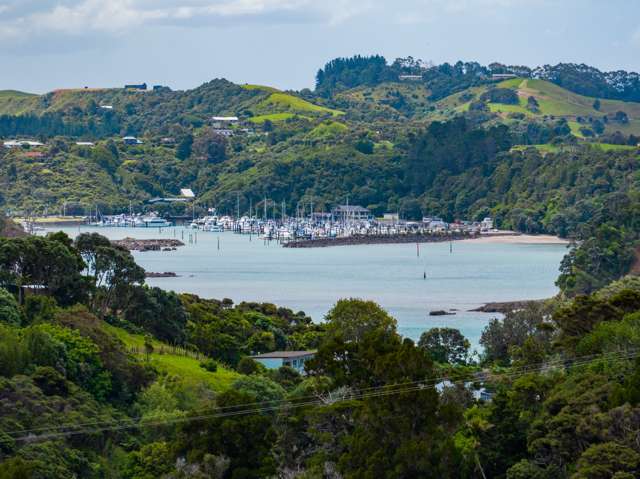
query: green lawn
104 324 240 391
257 92 343 116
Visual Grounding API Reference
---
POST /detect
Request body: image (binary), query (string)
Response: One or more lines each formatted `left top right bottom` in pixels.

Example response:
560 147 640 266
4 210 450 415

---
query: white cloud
0 0 371 40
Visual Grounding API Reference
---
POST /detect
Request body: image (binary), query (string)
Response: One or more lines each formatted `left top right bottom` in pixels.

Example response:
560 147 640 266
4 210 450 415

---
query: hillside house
249 351 316 374
399 74 422 81
212 128 234 137
125 83 147 90
122 136 143 145
3 140 44 149
490 73 517 80
211 116 239 128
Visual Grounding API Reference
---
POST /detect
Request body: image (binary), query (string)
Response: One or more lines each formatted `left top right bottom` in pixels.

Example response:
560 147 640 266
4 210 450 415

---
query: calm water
47 226 567 351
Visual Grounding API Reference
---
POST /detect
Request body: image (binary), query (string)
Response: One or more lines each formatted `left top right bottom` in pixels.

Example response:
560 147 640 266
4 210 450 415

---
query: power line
4 349 638 442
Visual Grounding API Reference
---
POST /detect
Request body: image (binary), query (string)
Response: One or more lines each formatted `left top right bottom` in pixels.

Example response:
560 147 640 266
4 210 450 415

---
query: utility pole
236 192 240 220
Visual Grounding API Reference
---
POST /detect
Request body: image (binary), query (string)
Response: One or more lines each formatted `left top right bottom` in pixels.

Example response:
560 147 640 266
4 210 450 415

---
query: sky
0 0 639 93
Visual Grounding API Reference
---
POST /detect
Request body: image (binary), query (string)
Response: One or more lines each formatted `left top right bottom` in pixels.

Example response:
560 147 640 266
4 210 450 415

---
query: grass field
248 112 299 124
257 92 343 116
307 120 348 138
437 78 640 135
241 84 280 93
0 90 40 115
104 324 240 391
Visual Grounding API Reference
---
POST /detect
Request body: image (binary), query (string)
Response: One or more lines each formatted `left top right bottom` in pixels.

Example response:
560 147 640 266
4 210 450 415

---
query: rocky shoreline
283 232 477 248
469 299 543 314
145 271 179 278
112 237 185 252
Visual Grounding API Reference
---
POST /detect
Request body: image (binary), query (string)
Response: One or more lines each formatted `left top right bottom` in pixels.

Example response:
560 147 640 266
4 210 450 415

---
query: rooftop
249 350 316 359
211 116 239 122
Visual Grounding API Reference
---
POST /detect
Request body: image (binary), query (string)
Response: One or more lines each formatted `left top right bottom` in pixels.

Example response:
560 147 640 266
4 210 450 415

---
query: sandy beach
461 233 571 245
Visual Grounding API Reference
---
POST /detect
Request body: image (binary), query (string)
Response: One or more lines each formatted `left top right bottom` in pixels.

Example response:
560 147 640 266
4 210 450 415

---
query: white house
211 116 239 128
122 136 143 145
481 217 494 231
180 188 195 199
249 351 316 374
399 74 422 81
3 140 44 149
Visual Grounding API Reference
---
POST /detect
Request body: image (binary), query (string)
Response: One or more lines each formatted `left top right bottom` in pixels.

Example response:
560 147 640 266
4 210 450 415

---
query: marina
41 225 568 350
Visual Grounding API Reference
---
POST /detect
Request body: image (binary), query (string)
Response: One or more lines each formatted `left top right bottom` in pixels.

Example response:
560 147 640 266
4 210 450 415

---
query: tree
418 327 470 364
123 286 188 344
307 299 462 476
75 237 145 317
0 235 87 306
573 443 640 479
192 129 227 164
0 288 20 326
480 301 553 364
614 111 629 124
526 96 540 112
176 133 193 160
177 389 277 478
593 98 601 110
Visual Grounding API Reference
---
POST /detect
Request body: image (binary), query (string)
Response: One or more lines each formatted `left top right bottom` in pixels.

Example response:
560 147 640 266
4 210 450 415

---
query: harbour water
46 226 568 351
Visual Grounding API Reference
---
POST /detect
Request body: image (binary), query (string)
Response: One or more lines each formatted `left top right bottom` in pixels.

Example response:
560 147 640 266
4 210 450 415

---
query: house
180 188 195 199
481 217 494 231
125 83 147 90
399 74 422 81
122 136 143 145
211 116 239 128
249 351 316 374
100 105 113 110
160 137 176 145
75 141 95 147
331 205 371 223
490 73 517 80
147 188 195 205
212 128 234 137
3 140 44 149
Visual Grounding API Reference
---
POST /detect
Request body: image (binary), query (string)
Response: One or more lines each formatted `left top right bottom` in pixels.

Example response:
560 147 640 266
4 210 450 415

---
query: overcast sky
1 0 639 93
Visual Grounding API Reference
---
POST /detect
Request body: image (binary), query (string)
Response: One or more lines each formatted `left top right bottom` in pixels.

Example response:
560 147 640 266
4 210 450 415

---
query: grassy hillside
255 92 343 116
104 324 240 391
0 89 40 115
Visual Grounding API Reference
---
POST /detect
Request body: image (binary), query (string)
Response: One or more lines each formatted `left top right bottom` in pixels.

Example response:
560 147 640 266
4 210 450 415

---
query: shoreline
283 232 569 248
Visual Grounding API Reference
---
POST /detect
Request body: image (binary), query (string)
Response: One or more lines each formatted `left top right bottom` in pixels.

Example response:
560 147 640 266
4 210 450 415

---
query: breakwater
112 237 184 251
283 232 477 248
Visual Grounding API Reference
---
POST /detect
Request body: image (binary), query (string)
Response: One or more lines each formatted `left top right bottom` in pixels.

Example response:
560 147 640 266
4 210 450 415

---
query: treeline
315 55 492 99
316 55 640 102
0 111 121 139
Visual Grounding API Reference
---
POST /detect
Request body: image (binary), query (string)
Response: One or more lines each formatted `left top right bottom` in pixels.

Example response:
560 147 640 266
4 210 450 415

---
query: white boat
137 215 172 228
